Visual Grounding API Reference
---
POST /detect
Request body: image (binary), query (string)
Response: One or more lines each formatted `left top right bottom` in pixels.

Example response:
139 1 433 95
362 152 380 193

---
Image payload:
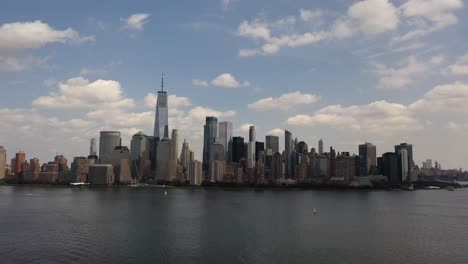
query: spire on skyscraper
161 73 164 92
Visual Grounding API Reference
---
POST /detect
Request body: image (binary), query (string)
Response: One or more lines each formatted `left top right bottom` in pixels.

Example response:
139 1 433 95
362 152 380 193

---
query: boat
164 190 168 196
313 208 317 215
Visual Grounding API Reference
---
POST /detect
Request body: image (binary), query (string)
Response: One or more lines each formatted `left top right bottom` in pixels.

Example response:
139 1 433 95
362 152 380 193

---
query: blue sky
1 0 468 169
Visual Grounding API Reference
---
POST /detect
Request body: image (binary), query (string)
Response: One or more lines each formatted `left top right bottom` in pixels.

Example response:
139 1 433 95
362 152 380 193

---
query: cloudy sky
1 0 468 169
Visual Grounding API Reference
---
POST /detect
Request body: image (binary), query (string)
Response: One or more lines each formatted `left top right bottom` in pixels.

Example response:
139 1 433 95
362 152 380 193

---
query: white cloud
410 82 468 113
144 93 192 109
32 77 135 109
248 91 320 111
371 56 430 90
444 52 468 76
193 73 250 88
221 0 237 11
237 123 255 133
347 0 399 35
287 100 423 134
0 20 93 53
394 0 463 43
121 13 150 31
299 9 323 22
237 1 399 56
448 121 468 131
267 128 284 137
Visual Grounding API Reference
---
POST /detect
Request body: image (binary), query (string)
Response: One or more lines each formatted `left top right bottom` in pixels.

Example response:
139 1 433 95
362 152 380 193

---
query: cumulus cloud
237 1 399 56
121 13 151 31
248 91 320 111
267 128 284 137
444 52 468 76
144 93 192 109
192 73 250 88
347 0 399 35
410 82 468 113
371 56 432 90
0 20 93 53
393 0 463 43
287 100 423 134
32 77 135 109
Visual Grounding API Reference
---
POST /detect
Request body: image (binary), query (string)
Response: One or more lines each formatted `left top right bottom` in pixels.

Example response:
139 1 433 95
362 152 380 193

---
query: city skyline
1 0 468 169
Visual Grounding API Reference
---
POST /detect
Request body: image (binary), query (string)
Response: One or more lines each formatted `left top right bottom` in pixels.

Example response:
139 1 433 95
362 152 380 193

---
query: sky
1 0 468 170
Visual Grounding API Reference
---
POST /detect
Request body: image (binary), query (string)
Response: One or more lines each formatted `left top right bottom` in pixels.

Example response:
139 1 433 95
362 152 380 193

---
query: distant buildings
218 121 232 158
202 116 218 174
111 146 132 184
0 146 6 180
130 131 151 182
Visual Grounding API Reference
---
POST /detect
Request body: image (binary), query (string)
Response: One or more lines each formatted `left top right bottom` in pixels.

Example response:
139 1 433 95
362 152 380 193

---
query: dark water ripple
0 186 467 264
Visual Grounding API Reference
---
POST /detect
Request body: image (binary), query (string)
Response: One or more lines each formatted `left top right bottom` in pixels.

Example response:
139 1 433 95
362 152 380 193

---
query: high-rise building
247 126 256 168
154 75 169 140
381 152 399 185
71 156 89 183
54 155 69 172
398 149 409 183
318 138 323 155
336 153 357 182
130 131 151 182
29 158 40 181
0 146 6 180
99 131 121 164
272 152 283 180
255 141 264 162
156 129 178 181
111 146 132 184
359 143 377 176
265 135 279 153
231 137 245 163
218 122 232 157
395 143 413 176
202 117 218 173
189 160 202 185
329 147 336 178
249 126 256 143
180 139 192 175
14 151 26 181
88 164 114 185
297 141 308 155
284 130 293 178
89 138 97 156
210 142 225 161
209 160 226 182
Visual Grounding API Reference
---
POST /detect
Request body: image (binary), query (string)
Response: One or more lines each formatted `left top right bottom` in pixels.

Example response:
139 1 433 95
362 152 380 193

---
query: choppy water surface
0 186 467 264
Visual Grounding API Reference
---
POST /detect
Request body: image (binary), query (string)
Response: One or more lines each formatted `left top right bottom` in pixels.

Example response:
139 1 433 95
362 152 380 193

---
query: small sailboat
164 190 168 196
313 208 317 215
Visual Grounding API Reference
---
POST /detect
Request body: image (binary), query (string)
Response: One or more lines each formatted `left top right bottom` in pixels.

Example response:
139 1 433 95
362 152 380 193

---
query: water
0 186 467 264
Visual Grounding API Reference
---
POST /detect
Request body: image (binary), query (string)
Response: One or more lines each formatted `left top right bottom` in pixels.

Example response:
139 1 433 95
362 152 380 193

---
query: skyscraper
359 143 377 176
99 131 121 164
255 141 264 162
218 121 232 157
265 135 279 153
284 130 293 178
247 126 256 168
318 138 323 155
202 116 218 173
0 146 6 180
111 146 132 184
130 131 151 181
154 75 169 140
156 129 178 181
180 139 192 175
231 137 245 163
398 149 409 183
297 141 308 155
89 138 97 156
272 152 283 180
381 152 399 185
395 143 413 175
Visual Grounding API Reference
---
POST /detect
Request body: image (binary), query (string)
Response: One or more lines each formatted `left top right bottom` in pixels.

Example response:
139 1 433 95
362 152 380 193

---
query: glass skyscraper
202 116 218 173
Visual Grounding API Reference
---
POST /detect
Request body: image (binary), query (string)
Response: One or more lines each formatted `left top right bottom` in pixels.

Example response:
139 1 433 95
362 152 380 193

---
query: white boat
70 182 87 186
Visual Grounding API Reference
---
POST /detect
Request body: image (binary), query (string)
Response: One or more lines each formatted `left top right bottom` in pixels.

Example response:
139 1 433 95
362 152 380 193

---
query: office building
202 116 218 173
189 160 202 185
218 121 232 157
265 135 279 153
255 141 264 162
272 152 283 180
318 138 323 155
111 146 132 184
284 130 293 178
99 131 121 164
359 143 377 176
297 141 308 155
231 137 245 163
180 139 192 176
29 158 40 181
71 157 89 183
131 131 151 182
398 149 409 183
89 138 97 156
88 164 114 185
381 152 399 185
